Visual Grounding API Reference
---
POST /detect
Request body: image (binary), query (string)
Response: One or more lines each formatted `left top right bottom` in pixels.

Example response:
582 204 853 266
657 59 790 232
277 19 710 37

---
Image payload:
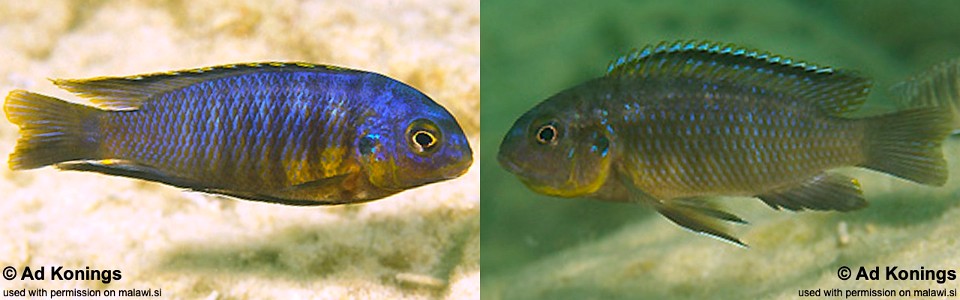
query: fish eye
536 124 559 145
407 118 442 155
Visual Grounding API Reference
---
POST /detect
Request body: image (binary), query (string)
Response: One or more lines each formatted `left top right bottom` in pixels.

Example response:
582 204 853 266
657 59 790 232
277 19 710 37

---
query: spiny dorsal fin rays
52 62 361 110
606 40 873 116
606 40 834 75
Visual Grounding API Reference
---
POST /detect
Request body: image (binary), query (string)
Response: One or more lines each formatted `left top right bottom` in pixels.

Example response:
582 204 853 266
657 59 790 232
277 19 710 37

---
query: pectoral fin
758 172 867 212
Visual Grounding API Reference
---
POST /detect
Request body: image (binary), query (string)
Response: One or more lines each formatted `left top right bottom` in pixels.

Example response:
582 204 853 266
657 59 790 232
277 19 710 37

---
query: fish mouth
429 143 473 181
400 156 472 188
444 154 473 179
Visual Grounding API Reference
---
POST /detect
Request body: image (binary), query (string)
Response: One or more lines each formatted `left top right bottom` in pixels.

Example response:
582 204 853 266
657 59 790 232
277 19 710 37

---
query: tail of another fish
4 90 103 170
861 108 950 186
892 57 960 132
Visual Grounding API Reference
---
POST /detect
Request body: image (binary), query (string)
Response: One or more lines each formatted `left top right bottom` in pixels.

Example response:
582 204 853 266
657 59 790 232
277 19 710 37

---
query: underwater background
0 0 478 299
480 0 960 299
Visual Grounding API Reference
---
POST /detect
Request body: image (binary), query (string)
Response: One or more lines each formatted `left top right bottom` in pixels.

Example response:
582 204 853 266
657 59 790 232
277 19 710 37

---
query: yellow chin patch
520 169 608 198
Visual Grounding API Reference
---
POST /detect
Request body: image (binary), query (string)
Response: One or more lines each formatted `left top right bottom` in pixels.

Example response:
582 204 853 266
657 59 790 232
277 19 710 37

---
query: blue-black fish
498 41 951 245
6 62 473 205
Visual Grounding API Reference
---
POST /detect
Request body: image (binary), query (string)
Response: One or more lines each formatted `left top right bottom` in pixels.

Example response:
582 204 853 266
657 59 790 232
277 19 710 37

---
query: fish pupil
413 130 437 152
536 125 557 145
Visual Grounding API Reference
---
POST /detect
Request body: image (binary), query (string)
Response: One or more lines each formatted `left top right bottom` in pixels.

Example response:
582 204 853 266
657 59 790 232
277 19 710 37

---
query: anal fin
58 160 330 206
56 160 194 188
758 173 867 212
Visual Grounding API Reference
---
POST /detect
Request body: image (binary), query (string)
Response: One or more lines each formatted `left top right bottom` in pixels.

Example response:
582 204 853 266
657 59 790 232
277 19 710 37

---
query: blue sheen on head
355 73 472 190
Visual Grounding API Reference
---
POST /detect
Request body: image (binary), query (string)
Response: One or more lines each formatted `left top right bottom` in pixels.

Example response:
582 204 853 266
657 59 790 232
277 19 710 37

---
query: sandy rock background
0 0 479 299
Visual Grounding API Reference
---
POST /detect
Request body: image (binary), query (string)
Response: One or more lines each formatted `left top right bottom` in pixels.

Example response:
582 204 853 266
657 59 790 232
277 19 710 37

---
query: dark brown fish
498 41 951 245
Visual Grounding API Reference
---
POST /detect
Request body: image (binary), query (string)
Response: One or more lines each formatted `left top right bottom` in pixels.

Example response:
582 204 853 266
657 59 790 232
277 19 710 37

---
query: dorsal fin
607 40 873 115
52 62 363 110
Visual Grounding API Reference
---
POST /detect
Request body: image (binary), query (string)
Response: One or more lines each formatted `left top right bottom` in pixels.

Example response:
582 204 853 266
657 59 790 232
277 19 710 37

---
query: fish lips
497 149 544 186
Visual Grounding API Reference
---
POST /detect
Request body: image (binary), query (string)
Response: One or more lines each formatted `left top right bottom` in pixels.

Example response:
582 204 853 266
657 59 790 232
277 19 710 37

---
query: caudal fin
861 108 950 186
4 90 102 170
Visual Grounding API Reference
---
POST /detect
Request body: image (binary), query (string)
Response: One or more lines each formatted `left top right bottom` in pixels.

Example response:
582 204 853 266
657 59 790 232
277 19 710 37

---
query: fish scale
499 41 950 245
5 62 472 205
601 84 859 200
